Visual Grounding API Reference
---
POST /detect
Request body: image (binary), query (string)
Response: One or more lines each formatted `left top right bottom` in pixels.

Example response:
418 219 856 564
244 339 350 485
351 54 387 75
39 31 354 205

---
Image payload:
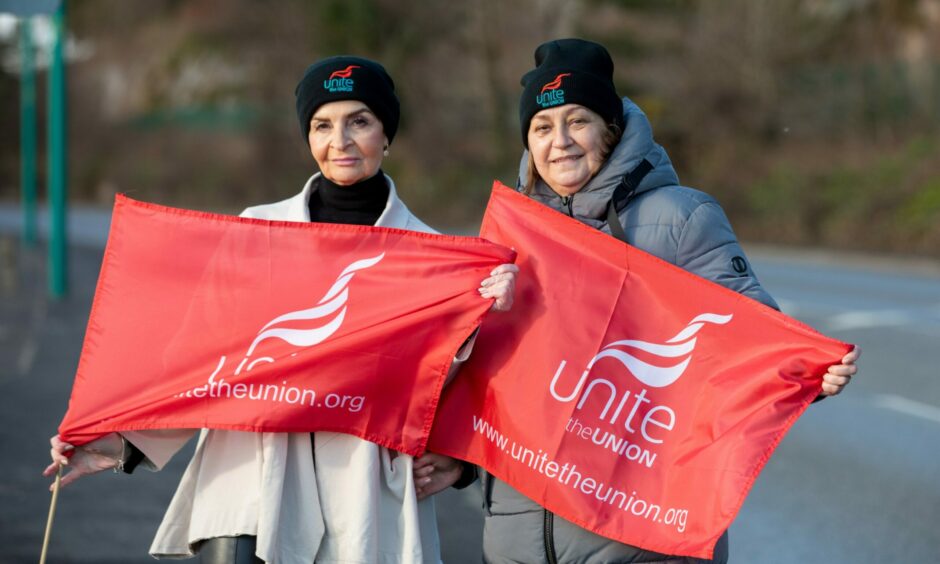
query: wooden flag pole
39 464 62 564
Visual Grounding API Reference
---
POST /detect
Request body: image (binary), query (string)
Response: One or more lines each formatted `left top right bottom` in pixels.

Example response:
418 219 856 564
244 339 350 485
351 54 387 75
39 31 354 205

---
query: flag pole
39 464 62 564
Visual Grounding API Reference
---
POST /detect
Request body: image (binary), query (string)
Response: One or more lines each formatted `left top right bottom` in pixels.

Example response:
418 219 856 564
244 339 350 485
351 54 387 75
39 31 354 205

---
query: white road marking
872 394 940 425
827 309 924 331
771 298 940 335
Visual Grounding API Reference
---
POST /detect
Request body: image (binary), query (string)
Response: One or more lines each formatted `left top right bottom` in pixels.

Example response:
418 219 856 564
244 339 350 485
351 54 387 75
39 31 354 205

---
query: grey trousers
198 536 264 564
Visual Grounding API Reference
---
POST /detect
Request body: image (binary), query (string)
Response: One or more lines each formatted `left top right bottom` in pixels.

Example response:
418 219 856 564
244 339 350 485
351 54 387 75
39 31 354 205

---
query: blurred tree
0 0 936 253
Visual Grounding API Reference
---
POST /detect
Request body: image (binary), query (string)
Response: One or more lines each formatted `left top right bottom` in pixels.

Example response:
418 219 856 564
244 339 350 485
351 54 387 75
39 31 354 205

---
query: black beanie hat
519 38 624 146
295 55 400 145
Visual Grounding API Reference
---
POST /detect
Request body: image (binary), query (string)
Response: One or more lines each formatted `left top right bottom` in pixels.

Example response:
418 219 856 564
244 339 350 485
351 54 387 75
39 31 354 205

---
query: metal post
47 1 68 297
19 19 38 246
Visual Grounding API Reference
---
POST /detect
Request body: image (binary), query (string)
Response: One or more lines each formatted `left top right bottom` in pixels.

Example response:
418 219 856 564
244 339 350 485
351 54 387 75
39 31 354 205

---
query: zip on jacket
543 509 558 564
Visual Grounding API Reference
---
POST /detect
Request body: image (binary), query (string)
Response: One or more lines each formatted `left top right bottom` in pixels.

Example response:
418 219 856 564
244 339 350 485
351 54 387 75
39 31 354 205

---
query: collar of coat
285 172 414 227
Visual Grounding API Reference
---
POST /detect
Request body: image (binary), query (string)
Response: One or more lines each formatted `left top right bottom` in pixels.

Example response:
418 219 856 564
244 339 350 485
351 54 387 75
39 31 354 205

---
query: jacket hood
517 97 679 224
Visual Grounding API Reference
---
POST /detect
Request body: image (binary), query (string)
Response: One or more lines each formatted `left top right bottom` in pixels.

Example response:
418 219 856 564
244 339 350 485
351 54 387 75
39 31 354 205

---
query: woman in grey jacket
481 38 860 564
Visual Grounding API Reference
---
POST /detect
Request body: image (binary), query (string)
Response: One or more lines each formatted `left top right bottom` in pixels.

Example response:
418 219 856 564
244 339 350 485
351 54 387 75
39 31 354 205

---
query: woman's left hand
413 452 463 500
479 263 519 312
820 345 861 397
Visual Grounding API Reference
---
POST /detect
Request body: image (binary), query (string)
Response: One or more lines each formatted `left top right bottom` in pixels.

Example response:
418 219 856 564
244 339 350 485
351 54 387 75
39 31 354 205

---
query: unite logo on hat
324 65 360 93
536 72 570 108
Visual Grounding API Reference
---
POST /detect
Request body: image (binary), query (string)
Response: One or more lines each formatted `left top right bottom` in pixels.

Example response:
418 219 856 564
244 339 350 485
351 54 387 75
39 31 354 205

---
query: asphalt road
1 210 937 563
730 250 940 563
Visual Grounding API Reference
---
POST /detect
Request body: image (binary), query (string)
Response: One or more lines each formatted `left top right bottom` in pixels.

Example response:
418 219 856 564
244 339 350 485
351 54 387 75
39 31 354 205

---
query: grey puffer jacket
482 98 776 564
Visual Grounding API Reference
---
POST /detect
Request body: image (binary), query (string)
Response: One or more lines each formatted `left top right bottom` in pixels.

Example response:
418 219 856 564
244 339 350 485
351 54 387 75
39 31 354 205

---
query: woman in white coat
45 56 517 564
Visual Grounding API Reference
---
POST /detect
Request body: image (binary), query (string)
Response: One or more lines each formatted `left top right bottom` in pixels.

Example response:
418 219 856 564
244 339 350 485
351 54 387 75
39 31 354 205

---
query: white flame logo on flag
547 313 734 455
233 252 385 374
176 252 385 398
550 313 733 402
589 313 733 388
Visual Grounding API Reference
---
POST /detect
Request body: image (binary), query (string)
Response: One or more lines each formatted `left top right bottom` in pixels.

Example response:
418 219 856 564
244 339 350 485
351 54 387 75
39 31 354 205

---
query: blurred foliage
1 0 938 256
744 136 940 255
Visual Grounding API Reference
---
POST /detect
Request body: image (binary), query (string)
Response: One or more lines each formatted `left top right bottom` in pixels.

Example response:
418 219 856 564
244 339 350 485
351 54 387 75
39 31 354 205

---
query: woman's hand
820 346 861 397
479 263 519 312
413 452 463 500
43 432 125 490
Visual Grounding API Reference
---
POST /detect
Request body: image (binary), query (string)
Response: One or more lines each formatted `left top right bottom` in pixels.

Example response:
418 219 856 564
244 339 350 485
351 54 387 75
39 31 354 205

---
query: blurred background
1 1 939 563
1 0 939 251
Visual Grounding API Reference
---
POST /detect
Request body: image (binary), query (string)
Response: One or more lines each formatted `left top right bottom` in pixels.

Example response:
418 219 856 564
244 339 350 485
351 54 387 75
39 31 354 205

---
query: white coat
125 173 449 564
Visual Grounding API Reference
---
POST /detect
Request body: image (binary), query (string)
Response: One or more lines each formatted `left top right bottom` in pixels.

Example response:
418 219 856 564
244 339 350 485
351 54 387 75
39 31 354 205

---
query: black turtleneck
308 171 390 226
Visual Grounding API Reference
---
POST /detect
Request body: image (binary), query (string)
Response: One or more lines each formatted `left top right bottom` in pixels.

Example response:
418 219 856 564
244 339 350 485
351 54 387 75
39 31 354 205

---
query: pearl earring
383 145 389 157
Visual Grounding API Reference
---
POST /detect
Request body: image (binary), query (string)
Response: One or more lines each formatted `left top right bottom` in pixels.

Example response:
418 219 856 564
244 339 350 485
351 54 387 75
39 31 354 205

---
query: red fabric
429 182 852 558
58 195 514 456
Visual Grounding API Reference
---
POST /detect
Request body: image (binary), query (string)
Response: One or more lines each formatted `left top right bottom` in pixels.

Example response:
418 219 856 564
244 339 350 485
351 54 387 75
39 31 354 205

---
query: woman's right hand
43 432 125 490
479 263 519 312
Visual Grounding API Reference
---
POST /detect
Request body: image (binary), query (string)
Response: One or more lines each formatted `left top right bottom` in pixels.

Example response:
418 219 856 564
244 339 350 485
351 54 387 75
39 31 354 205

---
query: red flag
429 182 851 558
58 195 514 456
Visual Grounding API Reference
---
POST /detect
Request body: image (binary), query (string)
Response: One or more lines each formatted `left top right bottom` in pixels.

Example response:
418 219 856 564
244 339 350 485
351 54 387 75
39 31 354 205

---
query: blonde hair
522 123 622 195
